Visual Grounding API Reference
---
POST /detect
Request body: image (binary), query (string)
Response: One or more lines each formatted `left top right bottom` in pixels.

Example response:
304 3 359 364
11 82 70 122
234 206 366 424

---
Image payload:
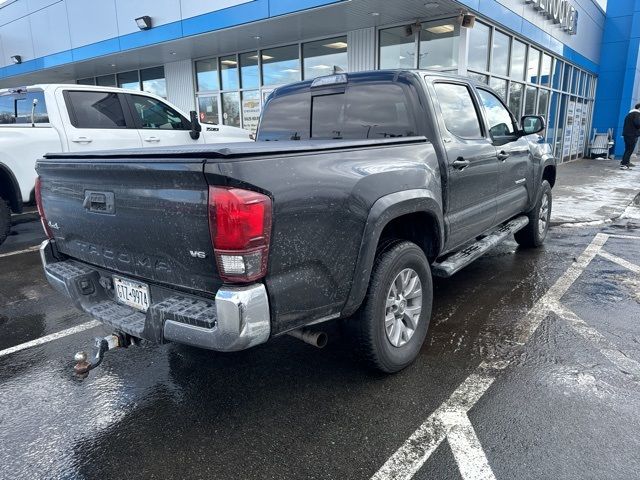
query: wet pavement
1 212 639 479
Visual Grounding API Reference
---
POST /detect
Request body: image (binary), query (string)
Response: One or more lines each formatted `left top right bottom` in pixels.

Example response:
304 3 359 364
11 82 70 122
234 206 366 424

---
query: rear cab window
0 91 48 125
257 77 419 141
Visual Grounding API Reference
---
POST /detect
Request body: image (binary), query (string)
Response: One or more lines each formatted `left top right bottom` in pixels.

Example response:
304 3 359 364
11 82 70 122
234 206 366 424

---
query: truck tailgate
36 158 221 294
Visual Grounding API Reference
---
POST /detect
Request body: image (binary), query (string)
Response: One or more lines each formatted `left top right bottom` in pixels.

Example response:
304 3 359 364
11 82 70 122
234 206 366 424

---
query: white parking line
371 234 608 480
0 320 101 358
446 411 497 480
598 250 640 275
0 245 41 258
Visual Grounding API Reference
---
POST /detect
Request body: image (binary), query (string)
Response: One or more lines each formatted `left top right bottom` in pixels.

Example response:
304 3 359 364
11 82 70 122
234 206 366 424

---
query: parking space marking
446 411 497 480
554 303 640 378
372 234 609 480
0 320 101 358
0 245 40 259
598 250 640 275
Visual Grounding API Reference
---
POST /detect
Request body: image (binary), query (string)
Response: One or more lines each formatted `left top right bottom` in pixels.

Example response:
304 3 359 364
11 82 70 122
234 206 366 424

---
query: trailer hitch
73 332 133 376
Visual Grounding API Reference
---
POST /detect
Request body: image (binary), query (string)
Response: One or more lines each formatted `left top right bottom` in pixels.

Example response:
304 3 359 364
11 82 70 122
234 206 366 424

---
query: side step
432 216 529 278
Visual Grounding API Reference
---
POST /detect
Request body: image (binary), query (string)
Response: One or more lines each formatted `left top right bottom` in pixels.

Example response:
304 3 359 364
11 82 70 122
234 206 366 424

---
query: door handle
71 136 92 144
497 151 510 161
144 136 161 143
452 158 471 170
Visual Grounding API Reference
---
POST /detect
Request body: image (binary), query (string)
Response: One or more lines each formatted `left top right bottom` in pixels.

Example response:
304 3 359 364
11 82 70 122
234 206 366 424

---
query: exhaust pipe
287 328 328 348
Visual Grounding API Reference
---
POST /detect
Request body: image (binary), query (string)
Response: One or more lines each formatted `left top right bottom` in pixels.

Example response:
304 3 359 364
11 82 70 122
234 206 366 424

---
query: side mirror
189 110 202 140
520 115 545 136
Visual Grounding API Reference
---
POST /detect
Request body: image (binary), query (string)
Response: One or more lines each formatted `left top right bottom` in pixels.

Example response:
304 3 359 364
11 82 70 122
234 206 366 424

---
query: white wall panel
27 0 61 13
29 2 71 57
65 0 118 48
0 1 28 26
348 27 375 72
115 0 182 35
0 16 35 65
180 0 252 20
165 59 196 113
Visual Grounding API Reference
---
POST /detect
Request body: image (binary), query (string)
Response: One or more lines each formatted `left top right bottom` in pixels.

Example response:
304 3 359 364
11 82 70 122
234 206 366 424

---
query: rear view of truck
36 152 274 372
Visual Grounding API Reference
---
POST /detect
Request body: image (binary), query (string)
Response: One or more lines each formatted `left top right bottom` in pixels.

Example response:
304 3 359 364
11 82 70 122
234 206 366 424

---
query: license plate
113 276 150 312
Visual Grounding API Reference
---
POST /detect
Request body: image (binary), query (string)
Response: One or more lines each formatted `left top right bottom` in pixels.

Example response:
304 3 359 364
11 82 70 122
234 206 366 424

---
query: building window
510 40 526 81
241 90 261 133
418 22 459 69
240 51 260 89
489 77 508 101
302 36 348 79
379 26 415 69
524 86 537 115
141 66 166 98
196 59 219 92
468 21 490 72
261 45 300 87
528 48 540 84
540 54 552 86
77 77 95 86
198 96 219 125
117 70 140 91
96 74 116 87
491 30 510 77
509 82 523 118
220 55 240 91
221 91 241 127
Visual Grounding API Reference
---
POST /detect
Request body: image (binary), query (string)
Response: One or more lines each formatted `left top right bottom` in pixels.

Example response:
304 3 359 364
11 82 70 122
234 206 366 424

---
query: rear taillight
208 186 272 283
35 177 53 239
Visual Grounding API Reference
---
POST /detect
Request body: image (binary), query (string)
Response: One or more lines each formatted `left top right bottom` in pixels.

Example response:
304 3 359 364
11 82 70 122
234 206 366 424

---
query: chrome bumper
40 240 271 352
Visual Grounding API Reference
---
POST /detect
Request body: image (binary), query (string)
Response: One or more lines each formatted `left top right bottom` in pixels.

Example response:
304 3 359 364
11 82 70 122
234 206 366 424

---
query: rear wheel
350 241 433 373
514 180 552 248
0 198 10 246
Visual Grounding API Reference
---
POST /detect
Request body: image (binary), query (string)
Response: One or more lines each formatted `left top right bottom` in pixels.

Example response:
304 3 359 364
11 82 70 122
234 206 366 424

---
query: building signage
525 0 579 35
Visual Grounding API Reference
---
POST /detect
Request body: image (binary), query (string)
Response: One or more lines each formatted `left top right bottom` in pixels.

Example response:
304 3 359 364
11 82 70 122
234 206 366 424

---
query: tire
349 241 433 373
514 180 552 248
0 198 10 247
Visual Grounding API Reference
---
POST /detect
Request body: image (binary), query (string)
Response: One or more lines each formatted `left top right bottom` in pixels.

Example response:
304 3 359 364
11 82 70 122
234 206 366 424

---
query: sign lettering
525 0 579 35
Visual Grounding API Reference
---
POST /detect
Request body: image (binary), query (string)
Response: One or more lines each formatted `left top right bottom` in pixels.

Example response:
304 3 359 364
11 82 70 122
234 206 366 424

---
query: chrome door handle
497 151 510 161
71 136 92 144
144 136 160 143
452 158 471 170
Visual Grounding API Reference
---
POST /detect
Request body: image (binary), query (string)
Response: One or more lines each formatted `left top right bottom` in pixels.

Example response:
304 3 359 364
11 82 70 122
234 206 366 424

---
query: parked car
0 84 251 245
36 70 556 373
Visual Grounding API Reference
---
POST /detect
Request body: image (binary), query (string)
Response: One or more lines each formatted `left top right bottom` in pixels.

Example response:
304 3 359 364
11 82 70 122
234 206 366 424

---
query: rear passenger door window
63 90 143 152
433 83 483 139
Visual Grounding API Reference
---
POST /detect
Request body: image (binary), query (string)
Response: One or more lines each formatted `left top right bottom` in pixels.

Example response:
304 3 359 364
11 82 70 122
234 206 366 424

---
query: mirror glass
521 115 544 135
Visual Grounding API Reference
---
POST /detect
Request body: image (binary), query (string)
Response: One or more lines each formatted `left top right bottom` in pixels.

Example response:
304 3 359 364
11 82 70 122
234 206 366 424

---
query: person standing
621 103 640 169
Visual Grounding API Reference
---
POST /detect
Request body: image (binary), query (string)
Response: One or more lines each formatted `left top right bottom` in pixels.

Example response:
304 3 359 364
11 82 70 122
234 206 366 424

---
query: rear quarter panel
205 141 442 334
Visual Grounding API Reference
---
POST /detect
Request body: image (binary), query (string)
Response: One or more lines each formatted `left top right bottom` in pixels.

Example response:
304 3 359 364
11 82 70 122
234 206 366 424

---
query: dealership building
0 0 636 159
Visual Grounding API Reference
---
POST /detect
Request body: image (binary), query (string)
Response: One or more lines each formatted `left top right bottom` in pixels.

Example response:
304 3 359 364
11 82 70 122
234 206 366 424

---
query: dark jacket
623 109 640 137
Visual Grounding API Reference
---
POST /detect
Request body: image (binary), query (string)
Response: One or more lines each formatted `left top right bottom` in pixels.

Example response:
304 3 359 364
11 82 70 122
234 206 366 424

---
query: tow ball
73 332 133 375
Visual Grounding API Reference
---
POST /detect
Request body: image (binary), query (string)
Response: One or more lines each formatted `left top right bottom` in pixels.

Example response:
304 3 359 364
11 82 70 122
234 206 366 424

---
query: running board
432 216 529 278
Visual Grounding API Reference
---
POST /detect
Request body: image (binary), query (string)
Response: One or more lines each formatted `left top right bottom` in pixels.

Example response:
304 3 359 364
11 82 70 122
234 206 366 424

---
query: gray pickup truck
36 70 556 373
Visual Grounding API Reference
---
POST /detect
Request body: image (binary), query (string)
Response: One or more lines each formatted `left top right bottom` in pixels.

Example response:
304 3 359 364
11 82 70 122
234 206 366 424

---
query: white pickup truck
0 84 251 245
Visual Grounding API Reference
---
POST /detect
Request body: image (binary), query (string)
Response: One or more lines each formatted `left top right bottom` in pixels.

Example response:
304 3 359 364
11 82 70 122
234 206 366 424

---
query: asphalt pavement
1 165 639 480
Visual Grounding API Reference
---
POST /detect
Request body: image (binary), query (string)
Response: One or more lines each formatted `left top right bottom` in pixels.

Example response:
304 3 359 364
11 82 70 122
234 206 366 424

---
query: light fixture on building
460 13 476 28
135 16 152 30
323 41 348 49
369 12 380 16
426 24 455 34
252 35 261 40
221 59 238 65
424 2 440 8
10 55 21 64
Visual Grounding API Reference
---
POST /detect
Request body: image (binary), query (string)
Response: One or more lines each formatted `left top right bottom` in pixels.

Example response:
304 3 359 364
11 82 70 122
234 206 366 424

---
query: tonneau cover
42 137 428 161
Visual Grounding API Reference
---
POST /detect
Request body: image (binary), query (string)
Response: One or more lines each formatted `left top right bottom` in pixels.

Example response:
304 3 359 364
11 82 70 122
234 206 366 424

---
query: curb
551 192 640 228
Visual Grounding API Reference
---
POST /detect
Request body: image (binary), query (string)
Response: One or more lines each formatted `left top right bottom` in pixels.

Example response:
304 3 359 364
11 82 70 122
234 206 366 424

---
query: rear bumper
40 240 271 352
